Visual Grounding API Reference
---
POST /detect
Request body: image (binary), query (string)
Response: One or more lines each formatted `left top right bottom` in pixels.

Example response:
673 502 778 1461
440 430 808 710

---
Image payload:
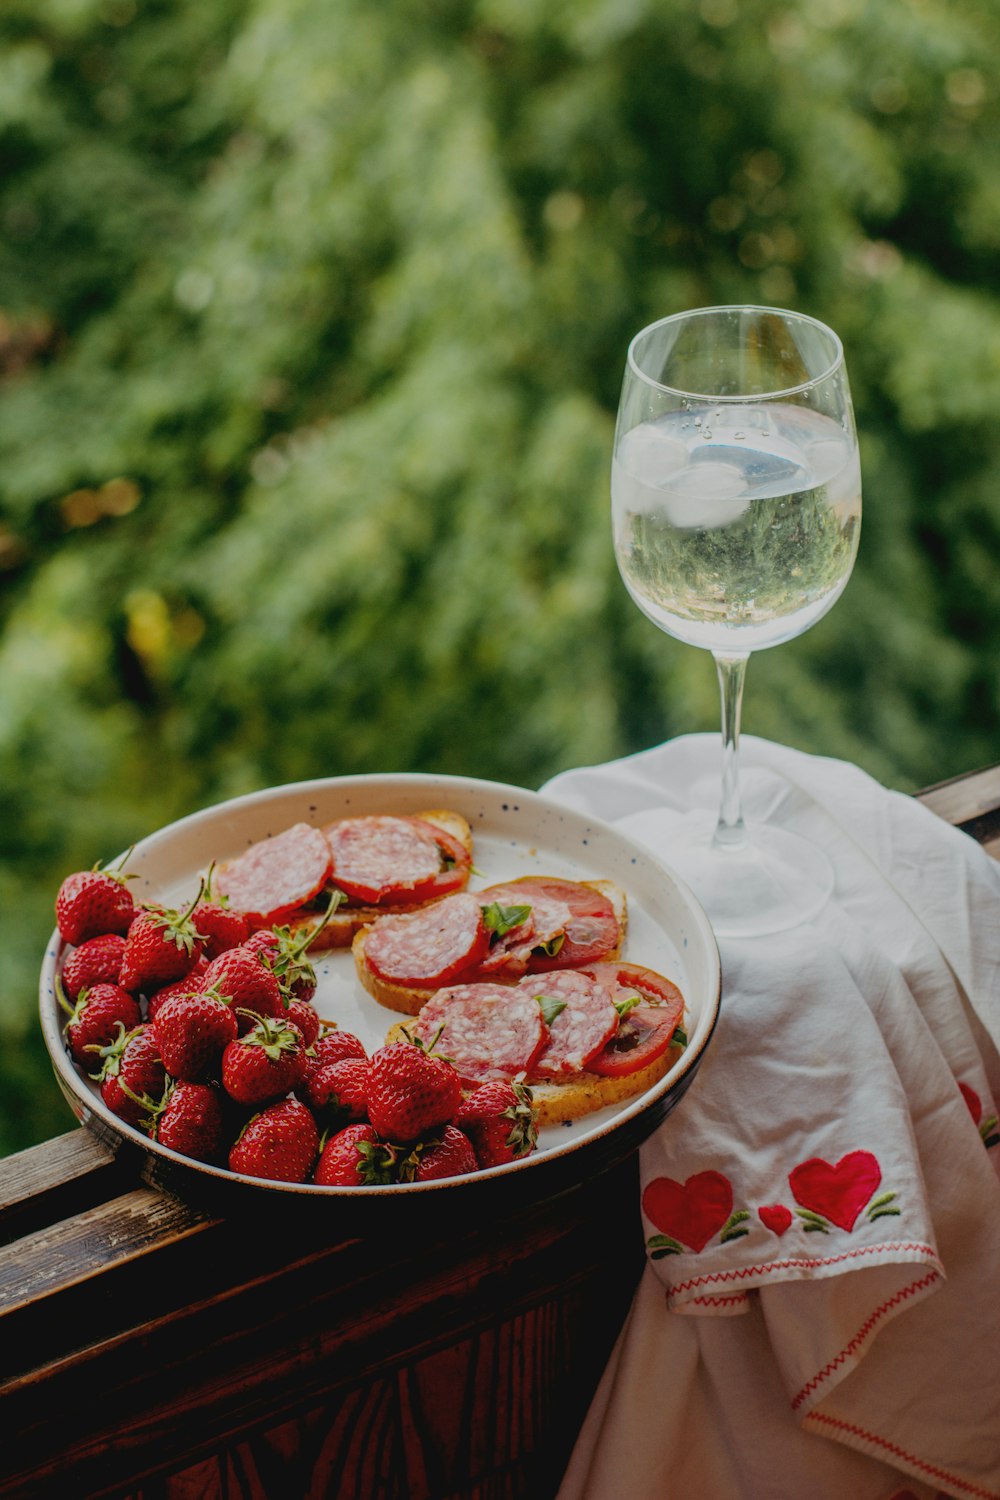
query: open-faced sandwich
214 810 474 949
354 875 627 1014
387 960 686 1126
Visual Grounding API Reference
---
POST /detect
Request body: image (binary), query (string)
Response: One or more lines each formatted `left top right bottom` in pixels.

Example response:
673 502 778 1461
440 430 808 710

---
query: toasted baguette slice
383 1020 683 1127
355 878 627 1015
526 1041 684 1125
286 809 474 952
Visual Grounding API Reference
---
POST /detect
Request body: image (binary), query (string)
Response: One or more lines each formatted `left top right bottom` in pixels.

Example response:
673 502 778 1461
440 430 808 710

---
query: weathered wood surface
0 1119 640 1500
1 767 996 1500
916 762 1000 859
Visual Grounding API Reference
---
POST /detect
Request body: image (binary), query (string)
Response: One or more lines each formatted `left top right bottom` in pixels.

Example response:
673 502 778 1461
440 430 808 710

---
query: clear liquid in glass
612 403 861 654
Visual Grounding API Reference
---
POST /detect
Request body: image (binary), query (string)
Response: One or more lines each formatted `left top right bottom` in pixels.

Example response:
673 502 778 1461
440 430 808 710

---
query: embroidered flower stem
719 1209 751 1243
866 1191 900 1222
647 1233 684 1258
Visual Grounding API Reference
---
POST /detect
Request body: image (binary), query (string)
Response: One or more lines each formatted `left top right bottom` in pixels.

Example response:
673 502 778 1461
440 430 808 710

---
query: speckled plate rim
39 772 722 1200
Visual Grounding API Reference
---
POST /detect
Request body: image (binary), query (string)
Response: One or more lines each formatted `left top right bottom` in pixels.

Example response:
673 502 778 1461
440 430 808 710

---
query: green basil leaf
535 994 567 1027
481 901 531 938
613 992 642 1019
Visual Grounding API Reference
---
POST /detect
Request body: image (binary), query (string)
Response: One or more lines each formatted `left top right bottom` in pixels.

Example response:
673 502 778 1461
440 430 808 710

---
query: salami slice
325 815 469 906
468 877 620 977
413 983 547 1084
363 892 489 987
519 969 619 1080
215 823 332 928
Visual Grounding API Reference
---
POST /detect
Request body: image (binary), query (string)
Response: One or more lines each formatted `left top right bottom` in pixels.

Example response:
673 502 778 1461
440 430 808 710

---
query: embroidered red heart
642 1171 733 1253
789 1151 881 1232
759 1203 792 1236
960 1082 982 1125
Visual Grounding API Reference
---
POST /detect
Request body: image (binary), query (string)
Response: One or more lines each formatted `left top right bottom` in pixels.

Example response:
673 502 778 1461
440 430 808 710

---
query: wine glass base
663 810 834 939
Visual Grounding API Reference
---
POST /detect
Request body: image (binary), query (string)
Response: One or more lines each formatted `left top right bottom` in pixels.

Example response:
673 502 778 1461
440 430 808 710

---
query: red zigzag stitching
805 1409 1000 1500
665 1242 940 1297
791 1269 941 1411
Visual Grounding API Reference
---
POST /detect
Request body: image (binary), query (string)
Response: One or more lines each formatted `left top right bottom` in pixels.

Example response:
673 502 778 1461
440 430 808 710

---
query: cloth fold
543 735 1000 1500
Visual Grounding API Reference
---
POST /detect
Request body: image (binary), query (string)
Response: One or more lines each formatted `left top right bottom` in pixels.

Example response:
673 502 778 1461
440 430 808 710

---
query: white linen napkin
543 735 1000 1500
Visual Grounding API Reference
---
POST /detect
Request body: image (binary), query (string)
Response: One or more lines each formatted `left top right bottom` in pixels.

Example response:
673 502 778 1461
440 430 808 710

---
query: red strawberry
145 958 209 1024
61 933 126 1001
221 1015 308 1106
306 1028 367 1071
303 1056 369 1120
229 1097 319 1183
192 869 250 958
244 926 317 1002
155 1081 225 1162
98 1024 168 1126
200 946 284 1030
60 982 142 1072
456 1079 538 1168
119 889 206 994
286 998 320 1047
56 859 135 946
152 991 238 1080
314 1123 396 1187
366 1038 462 1141
408 1124 478 1183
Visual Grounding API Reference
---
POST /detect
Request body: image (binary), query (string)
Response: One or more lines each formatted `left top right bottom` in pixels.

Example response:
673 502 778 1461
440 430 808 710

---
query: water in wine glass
612 402 861 654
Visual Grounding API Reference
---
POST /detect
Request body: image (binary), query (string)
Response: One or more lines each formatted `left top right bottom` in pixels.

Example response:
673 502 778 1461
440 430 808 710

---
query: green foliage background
2 0 999 1153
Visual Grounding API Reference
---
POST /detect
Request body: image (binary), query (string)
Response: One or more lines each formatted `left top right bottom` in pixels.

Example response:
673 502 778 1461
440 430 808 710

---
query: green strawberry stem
236 1011 302 1058
54 972 75 1021
149 878 207 953
103 845 137 881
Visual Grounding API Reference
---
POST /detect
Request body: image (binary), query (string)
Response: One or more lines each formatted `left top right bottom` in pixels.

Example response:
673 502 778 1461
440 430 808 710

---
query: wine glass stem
712 651 750 851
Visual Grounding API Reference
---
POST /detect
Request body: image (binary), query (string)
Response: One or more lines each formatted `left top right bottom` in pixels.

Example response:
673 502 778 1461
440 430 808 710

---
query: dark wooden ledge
2 766 997 1500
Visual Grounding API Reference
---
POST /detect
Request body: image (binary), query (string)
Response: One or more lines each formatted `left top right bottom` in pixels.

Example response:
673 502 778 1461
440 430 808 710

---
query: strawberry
155 1081 225 1162
221 1014 308 1106
407 1124 478 1183
229 1097 319 1183
286 998 320 1047
200 946 283 1030
193 867 250 958
314 1123 396 1187
98 1024 168 1127
145 957 209 1024
61 933 126 1001
243 892 342 1002
60 981 141 1072
119 887 206 994
366 1038 462 1141
56 857 135 946
152 991 237 1080
303 1056 369 1120
306 1028 367 1072
456 1079 538 1168
244 926 317 1002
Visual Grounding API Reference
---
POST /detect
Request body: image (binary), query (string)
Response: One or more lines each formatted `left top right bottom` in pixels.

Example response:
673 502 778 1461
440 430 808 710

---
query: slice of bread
526 1041 684 1126
354 878 628 1015
286 809 474 952
383 1018 683 1127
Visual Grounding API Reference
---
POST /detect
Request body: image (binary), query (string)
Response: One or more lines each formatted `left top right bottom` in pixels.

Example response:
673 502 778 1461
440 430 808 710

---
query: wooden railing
2 765 998 1500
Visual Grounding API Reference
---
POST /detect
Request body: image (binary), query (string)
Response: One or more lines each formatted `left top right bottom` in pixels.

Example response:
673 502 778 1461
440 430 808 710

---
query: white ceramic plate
39 773 721 1203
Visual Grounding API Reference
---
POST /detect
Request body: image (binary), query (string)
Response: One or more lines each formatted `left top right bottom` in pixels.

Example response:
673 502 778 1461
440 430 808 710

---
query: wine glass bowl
612 306 861 937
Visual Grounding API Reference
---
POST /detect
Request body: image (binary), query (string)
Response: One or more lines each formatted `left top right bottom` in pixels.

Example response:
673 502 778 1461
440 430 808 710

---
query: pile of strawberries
53 859 538 1186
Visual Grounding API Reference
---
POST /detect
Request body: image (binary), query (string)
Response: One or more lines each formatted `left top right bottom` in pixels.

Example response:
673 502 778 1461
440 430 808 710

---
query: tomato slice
582 962 685 1078
325 816 470 906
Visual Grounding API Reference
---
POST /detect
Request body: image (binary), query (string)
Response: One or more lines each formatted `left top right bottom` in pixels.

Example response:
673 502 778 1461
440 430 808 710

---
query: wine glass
611 305 861 938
